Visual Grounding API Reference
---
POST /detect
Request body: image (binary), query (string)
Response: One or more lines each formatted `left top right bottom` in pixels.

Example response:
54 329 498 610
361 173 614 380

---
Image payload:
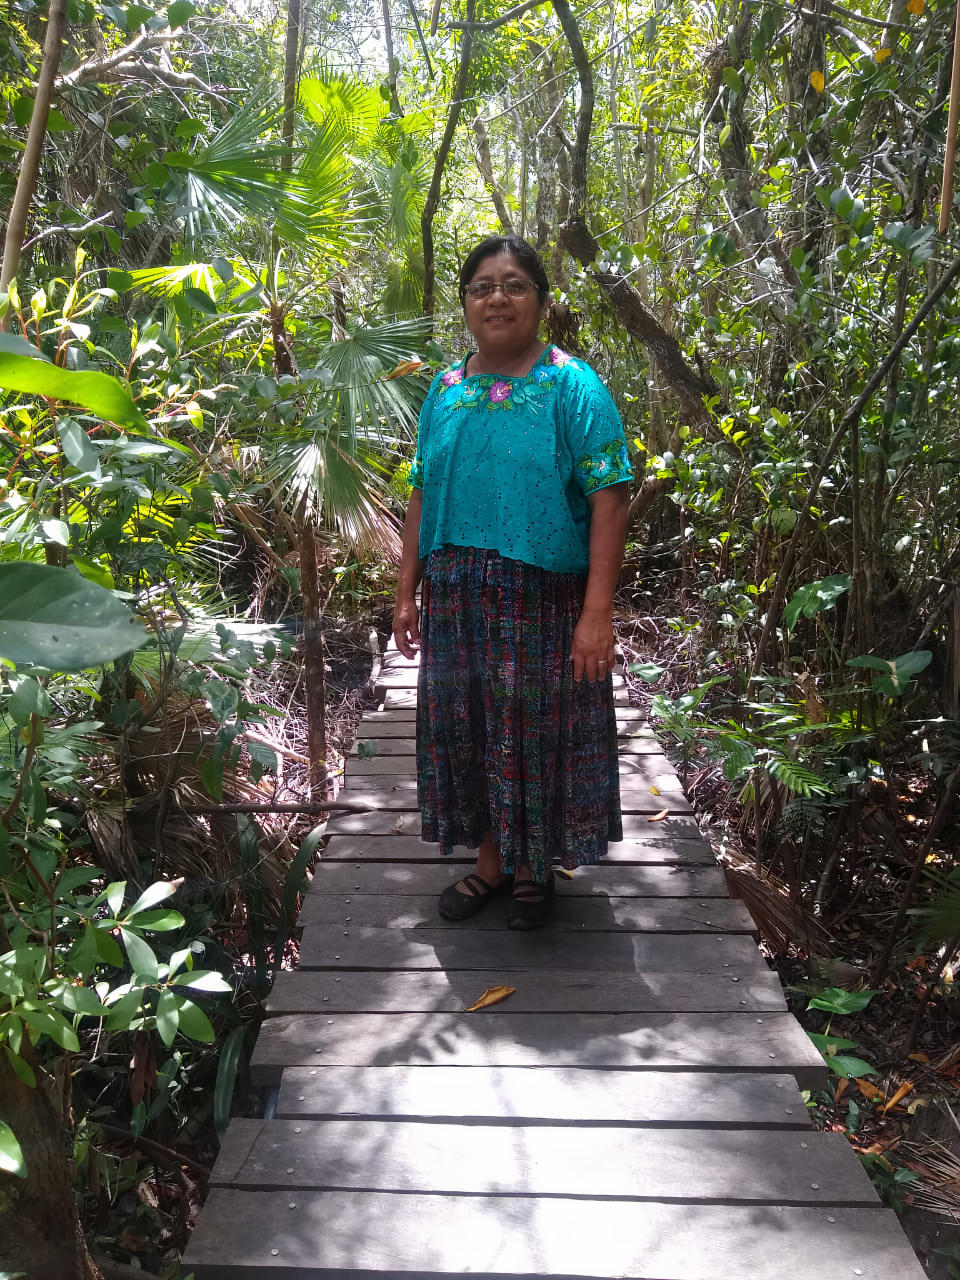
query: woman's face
462 252 545 354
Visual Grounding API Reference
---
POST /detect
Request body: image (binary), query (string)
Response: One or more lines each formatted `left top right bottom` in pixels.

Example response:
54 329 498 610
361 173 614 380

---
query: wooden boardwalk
184 648 924 1280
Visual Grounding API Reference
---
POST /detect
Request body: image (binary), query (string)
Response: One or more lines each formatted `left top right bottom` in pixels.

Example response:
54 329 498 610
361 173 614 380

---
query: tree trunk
473 114 513 232
0 0 69 311
297 519 329 800
0 1053 103 1280
421 0 476 327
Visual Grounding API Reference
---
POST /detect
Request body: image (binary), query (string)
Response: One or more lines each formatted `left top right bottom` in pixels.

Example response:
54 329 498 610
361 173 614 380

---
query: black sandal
507 872 555 931
438 872 513 921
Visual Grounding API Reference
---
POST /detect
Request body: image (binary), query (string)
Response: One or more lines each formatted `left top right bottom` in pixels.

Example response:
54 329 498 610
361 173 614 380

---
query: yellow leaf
465 985 516 1013
907 0 924 13
649 784 661 796
875 47 892 62
881 1081 914 1114
810 70 825 93
384 359 424 380
856 1078 884 1102
648 808 669 822
555 868 574 880
907 1051 931 1063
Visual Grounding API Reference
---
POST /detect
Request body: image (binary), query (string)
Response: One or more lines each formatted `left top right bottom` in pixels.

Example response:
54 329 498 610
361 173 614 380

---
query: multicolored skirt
416 545 622 881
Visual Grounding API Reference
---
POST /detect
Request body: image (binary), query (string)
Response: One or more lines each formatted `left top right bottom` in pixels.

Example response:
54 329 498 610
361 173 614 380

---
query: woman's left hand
572 608 616 683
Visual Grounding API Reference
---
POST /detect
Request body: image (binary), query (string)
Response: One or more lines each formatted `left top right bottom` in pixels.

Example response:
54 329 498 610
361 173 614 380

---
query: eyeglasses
463 279 538 299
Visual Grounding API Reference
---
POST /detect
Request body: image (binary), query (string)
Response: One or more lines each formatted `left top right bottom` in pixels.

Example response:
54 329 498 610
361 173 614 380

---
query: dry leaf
875 47 892 62
648 808 669 822
907 1097 930 1114
856 1078 884 1102
907 0 924 11
835 1077 849 1103
908 1052 931 1063
882 1081 914 1115
465 985 516 1012
384 359 425 380
555 868 574 880
810 70 825 92
649 784 661 796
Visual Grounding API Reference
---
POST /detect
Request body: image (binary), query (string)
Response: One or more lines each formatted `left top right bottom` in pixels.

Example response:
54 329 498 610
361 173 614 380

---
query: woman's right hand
393 597 421 659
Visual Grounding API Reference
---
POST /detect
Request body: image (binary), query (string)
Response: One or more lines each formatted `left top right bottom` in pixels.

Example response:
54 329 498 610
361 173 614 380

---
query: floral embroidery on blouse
488 380 512 404
441 367 463 387
549 346 573 367
575 438 632 493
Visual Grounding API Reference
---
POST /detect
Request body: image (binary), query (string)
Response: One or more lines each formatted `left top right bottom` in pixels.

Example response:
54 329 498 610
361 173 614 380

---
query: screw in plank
345 917 352 922
739 999 747 1005
776 1083 784 1089
335 977 341 982
286 1168 294 1174
800 1141 807 1148
731 977 740 982
768 1052 776 1058
328 1019 334 1024
310 1070 317 1075
811 1183 820 1190
294 1127 302 1134
335 954 341 959
786 1109 793 1115
853 1271 863 1276
827 1216 836 1223
323 997 329 1002
272 1248 280 1255
756 1018 763 1023
298 1095 305 1100
288 1203 297 1209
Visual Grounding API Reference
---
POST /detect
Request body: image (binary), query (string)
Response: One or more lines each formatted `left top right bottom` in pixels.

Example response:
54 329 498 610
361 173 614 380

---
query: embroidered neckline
459 345 559 382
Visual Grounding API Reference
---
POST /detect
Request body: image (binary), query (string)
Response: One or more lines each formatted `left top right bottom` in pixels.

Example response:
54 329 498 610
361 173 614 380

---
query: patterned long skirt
416 545 622 882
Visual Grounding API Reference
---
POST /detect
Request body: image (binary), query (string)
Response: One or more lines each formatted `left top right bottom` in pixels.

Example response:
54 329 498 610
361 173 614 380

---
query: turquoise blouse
409 345 632 574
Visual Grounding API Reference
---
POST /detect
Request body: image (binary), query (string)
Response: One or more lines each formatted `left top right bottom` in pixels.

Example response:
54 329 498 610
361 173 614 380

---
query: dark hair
458 235 550 304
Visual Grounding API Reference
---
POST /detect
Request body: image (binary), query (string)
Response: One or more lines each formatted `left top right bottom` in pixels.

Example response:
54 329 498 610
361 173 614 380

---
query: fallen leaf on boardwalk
856 1078 884 1102
649 784 661 795
908 1052 931 1063
555 868 574 880
465 985 516 1012
882 1081 914 1114
648 809 668 822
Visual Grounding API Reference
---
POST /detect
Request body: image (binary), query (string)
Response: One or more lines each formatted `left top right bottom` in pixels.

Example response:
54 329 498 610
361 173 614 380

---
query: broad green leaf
807 988 878 1016
168 0 195 27
0 333 50 361
22 1005 80 1052
105 881 127 915
178 969 232 994
131 909 184 932
0 1120 26 1178
8 677 51 724
828 1054 880 1079
0 352 147 427
119 928 159 982
4 1046 36 1088
782 574 851 632
627 661 666 683
57 419 101 476
155 990 180 1047
214 1025 245 1137
45 981 107 1016
104 988 142 1030
176 998 215 1042
126 880 177 918
807 1031 859 1053
0 564 146 670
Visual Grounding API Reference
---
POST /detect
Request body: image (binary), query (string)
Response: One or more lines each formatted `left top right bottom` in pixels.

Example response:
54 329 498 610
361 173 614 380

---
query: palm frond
299 72 384 145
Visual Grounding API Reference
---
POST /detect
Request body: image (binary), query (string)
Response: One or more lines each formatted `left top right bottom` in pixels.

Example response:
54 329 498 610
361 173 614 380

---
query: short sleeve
560 361 633 495
408 372 443 490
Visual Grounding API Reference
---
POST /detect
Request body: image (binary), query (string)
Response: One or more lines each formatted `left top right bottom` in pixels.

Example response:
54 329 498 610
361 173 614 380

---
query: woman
392 235 632 929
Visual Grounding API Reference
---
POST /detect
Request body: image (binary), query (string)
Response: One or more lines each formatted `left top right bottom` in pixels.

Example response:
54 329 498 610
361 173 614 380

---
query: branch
0 0 68 302
72 58 218 96
473 113 514 232
447 0 541 30
750 248 960 675
55 29 176 90
551 0 593 226
22 211 113 250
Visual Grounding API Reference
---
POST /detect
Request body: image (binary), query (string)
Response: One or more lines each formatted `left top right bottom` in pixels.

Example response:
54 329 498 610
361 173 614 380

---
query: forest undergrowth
618 540 960 1272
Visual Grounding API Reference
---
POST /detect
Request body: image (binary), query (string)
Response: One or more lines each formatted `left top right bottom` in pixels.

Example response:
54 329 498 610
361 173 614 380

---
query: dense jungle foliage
1 0 960 1275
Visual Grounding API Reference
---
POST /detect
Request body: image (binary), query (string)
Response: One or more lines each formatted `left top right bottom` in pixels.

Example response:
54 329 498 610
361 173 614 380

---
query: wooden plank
210 1119 868 1202
265 967 787 1015
297 924 762 974
349 735 666 756
183 1190 928 1280
337 777 692 814
343 754 682 787
356 707 417 723
383 688 635 709
297 892 755 933
273 1065 808 1126
324 811 706 843
320 830 715 864
251 1010 827 1089
376 670 627 692
306 860 729 896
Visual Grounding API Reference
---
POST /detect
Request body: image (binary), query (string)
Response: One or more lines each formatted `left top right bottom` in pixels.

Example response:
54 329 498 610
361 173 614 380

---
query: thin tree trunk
297 519 329 800
380 0 404 116
473 114 513 232
0 0 69 310
421 0 476 328
281 0 301 148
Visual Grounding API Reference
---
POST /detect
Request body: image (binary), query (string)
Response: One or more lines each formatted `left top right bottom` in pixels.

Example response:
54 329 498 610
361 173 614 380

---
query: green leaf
0 564 146 670
4 1046 36 1089
13 95 33 128
23 1005 80 1052
126 880 177 918
45 981 107 1016
214 1025 245 1137
203 679 239 722
8 677 51 724
807 987 878 1016
104 987 142 1030
131 909 184 932
168 0 195 27
71 555 114 590
0 333 50 361
58 418 101 476
126 2 153 29
0 352 147 427
178 969 232 994
828 1054 880 1079
120 928 159 982
183 286 217 315
176 997 215 1042
0 1120 26 1178
105 880 126 915
627 661 666 683
155 990 179 1047
782 574 851 632
807 1032 859 1053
